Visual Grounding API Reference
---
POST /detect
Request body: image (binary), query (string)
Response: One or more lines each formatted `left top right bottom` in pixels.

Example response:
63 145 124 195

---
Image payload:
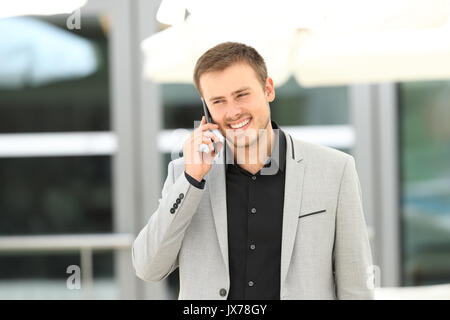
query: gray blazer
132 131 374 300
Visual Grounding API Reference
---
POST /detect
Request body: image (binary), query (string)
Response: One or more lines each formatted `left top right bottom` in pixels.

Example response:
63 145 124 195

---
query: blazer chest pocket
298 209 326 219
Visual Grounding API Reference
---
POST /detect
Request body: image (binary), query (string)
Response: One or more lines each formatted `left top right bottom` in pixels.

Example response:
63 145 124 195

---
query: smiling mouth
227 117 252 131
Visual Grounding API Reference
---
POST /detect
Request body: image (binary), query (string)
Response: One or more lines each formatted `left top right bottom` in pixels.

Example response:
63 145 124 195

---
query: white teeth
229 118 250 129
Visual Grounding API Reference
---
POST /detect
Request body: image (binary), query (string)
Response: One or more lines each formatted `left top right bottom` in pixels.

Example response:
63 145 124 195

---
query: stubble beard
226 114 270 147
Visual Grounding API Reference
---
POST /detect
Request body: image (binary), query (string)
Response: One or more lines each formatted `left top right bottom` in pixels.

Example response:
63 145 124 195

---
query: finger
200 122 219 131
208 142 215 153
202 131 220 143
193 125 218 140
193 121 216 136
201 137 215 148
197 138 215 154
195 116 206 130
194 133 219 148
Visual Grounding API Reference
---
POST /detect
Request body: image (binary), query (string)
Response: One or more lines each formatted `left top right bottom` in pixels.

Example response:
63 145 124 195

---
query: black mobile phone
201 98 217 153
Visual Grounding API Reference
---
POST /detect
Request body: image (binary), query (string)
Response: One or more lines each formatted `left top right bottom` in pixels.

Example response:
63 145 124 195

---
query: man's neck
230 122 274 175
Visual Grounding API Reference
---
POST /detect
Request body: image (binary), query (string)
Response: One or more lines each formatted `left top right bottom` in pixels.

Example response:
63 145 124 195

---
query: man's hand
183 116 223 182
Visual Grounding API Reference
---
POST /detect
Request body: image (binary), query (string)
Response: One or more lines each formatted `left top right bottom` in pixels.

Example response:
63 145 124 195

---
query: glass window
399 80 450 285
0 155 114 299
0 14 115 299
0 252 116 299
0 156 112 235
0 15 109 133
271 77 348 126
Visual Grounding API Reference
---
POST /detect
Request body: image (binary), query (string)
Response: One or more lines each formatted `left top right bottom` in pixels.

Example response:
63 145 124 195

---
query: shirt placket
245 171 258 299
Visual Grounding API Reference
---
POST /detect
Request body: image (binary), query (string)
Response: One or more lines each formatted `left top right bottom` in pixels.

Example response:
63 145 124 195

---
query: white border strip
0 126 354 157
0 132 117 157
282 125 354 150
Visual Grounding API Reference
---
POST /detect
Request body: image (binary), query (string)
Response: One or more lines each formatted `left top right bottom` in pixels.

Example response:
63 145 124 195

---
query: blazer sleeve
333 155 375 299
132 160 206 282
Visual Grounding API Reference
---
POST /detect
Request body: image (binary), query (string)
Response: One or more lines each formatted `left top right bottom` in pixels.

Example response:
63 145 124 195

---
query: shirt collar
225 120 286 173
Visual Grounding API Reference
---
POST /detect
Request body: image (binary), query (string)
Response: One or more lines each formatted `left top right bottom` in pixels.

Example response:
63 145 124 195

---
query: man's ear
265 77 275 102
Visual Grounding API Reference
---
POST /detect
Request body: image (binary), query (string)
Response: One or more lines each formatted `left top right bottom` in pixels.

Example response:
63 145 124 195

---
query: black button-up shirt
225 121 286 300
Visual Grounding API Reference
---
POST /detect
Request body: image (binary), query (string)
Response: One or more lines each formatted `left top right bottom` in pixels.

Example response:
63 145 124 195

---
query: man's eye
238 93 248 98
213 100 223 104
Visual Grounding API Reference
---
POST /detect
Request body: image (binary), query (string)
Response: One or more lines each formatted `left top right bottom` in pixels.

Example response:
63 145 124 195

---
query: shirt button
219 288 227 297
176 198 181 204
179 193 184 199
252 176 256 180
170 208 175 214
248 281 254 287
250 244 256 250
173 203 178 209
251 208 256 214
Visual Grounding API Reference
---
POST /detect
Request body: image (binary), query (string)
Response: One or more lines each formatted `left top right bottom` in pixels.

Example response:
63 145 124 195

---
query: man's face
199 62 275 149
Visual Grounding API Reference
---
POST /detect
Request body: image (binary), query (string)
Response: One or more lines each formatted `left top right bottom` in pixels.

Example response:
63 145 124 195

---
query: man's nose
226 100 243 120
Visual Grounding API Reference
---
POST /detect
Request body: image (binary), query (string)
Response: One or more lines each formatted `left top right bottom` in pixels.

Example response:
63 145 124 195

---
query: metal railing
0 233 134 299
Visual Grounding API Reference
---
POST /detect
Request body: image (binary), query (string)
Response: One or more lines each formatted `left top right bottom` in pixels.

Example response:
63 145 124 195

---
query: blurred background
0 0 449 299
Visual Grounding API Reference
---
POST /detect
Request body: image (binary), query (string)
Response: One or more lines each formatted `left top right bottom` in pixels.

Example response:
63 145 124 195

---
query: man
132 42 374 300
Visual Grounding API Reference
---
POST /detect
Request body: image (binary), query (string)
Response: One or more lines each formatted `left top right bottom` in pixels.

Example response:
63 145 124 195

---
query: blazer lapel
281 133 305 286
206 146 229 275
